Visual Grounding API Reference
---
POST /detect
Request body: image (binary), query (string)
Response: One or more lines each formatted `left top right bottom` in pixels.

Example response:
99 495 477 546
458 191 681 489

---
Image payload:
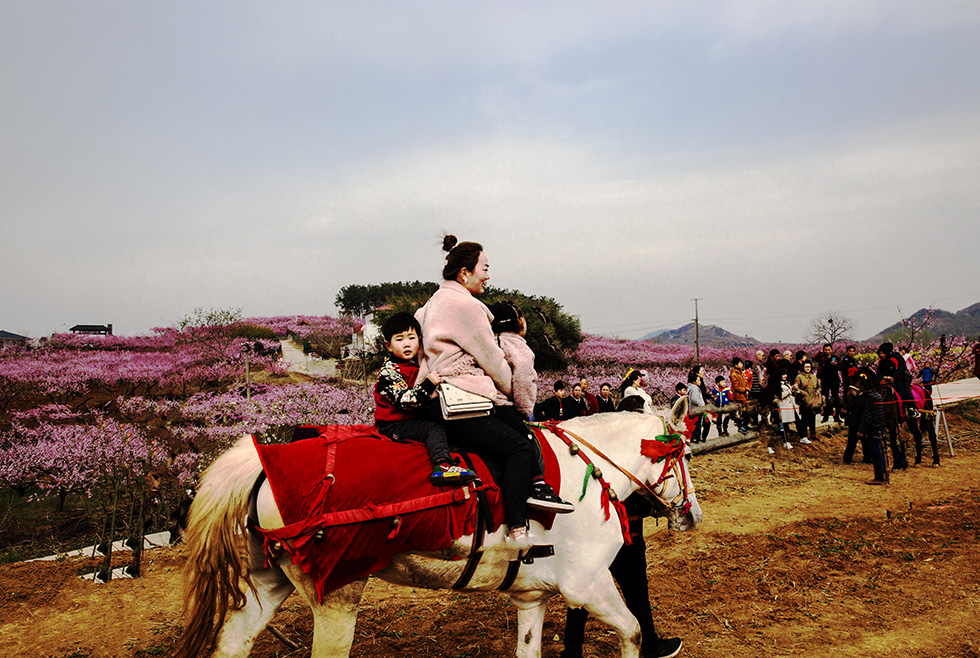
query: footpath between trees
279 339 338 378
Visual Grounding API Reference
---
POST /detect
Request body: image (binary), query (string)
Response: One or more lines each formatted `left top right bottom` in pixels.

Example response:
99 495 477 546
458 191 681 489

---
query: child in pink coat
489 301 572 513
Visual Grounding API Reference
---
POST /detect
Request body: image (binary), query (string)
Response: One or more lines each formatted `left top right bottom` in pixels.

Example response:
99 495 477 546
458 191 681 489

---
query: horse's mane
558 412 666 436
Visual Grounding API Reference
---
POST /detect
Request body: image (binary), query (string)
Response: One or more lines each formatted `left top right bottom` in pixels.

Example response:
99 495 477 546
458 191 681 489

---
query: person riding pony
414 235 571 544
876 342 920 420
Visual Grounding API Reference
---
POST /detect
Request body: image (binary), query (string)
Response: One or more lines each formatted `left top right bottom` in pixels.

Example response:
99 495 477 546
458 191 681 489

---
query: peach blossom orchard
0 315 972 558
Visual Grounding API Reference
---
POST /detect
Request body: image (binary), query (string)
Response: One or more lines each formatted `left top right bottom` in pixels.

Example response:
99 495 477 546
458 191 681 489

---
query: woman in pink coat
415 235 568 544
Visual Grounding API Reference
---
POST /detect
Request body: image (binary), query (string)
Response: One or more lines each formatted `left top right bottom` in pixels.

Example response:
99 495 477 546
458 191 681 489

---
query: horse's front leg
905 417 923 465
510 593 551 658
891 424 909 470
565 571 642 658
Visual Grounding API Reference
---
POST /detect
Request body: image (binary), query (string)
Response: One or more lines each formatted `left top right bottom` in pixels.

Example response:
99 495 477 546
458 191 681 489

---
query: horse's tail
173 435 264 658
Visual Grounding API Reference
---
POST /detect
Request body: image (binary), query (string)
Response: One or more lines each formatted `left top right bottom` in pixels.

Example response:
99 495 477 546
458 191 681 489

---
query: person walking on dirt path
840 345 859 389
815 344 842 423
857 372 888 484
841 375 872 465
793 361 821 444
876 342 920 419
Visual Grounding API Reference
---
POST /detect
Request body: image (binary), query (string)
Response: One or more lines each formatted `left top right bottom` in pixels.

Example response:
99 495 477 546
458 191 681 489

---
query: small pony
174 413 701 658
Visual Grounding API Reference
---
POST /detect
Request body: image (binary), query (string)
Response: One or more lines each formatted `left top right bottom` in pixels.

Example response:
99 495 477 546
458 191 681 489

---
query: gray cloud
2 2 979 341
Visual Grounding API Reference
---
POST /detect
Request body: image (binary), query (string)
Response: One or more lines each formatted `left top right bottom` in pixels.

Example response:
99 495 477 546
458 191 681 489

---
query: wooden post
932 383 955 457
692 298 702 363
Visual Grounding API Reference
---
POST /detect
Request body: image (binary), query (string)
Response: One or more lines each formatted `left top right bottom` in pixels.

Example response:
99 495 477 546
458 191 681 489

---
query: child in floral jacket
374 312 477 486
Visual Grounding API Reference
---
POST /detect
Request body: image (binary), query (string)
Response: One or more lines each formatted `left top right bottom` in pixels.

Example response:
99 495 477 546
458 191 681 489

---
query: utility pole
692 297 702 363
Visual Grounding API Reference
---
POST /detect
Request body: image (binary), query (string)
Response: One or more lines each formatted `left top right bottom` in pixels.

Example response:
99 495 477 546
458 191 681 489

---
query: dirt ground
2 403 979 658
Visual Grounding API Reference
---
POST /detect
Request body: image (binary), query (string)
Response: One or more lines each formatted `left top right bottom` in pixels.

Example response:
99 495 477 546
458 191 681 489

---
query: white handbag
438 382 493 420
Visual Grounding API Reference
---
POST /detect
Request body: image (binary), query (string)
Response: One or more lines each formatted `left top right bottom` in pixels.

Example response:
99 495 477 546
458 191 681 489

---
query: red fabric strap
258 486 475 540
531 423 630 544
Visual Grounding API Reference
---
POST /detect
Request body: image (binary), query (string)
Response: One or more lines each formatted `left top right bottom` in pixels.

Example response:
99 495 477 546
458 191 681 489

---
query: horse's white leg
511 594 550 658
282 563 367 658
565 572 642 658
213 534 296 658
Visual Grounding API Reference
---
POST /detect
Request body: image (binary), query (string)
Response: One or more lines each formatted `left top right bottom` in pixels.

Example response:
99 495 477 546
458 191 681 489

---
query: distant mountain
642 323 761 347
869 302 980 343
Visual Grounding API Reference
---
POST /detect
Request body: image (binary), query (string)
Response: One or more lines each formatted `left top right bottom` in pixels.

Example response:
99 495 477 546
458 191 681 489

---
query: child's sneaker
527 482 574 513
799 437 812 445
430 464 478 486
767 446 775 455
783 442 793 450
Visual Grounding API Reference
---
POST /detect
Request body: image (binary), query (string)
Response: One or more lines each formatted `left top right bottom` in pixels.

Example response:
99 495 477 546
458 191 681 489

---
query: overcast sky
2 2 979 343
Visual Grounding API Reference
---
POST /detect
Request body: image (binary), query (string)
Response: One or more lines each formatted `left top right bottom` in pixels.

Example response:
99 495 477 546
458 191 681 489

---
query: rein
529 421 692 540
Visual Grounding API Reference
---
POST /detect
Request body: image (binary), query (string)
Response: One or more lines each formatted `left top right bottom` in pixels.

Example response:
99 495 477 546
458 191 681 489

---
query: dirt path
2 405 979 658
279 338 338 378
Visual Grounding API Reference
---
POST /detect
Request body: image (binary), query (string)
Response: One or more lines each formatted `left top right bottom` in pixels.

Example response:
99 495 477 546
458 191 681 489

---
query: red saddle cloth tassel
387 516 402 540
600 484 611 521
611 497 630 545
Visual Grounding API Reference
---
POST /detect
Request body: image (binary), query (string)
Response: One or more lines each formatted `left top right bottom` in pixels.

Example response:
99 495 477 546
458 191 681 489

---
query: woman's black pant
493 405 546 481
428 405 532 529
798 404 816 437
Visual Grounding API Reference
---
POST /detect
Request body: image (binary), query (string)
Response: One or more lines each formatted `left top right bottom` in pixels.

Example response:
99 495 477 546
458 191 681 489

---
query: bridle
530 421 693 516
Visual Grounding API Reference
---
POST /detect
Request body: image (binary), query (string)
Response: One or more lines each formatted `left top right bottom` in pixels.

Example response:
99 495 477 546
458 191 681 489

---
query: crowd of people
529 339 932 487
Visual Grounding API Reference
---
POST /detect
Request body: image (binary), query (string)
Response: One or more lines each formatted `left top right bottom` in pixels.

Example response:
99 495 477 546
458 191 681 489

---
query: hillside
639 302 980 348
642 322 761 348
868 302 980 343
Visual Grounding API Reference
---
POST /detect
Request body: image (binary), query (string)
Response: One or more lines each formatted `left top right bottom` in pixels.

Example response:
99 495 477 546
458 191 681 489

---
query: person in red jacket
374 312 478 486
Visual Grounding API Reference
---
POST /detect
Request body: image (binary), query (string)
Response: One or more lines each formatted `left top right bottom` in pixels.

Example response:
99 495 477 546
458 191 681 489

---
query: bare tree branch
805 311 855 346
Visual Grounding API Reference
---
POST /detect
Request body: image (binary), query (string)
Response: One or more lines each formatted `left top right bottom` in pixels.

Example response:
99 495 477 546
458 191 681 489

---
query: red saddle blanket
251 425 558 602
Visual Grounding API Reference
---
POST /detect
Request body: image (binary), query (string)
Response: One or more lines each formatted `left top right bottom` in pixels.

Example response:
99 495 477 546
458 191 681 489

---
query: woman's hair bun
442 234 458 253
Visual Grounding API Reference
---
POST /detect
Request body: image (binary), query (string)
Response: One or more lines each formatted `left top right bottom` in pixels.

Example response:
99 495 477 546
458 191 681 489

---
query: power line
582 292 980 335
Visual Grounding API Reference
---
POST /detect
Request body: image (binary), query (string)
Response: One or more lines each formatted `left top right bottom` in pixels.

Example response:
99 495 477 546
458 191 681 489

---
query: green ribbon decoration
580 462 594 501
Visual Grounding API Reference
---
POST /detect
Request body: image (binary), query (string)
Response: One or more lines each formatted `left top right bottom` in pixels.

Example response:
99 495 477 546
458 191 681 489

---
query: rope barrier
760 393 979 411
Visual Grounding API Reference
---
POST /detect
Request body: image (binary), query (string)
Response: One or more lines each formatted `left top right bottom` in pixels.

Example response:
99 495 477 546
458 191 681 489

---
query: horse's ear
670 396 688 427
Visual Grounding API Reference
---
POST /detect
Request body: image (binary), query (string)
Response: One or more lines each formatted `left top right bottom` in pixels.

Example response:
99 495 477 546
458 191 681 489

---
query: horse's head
845 366 879 404
636 423 701 532
548 414 702 534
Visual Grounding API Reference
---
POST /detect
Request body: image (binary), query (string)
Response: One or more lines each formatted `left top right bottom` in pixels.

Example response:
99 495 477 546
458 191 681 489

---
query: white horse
175 413 701 658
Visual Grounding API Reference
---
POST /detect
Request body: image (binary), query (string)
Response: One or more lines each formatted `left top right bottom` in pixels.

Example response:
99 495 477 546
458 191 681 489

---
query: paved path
279 339 338 378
